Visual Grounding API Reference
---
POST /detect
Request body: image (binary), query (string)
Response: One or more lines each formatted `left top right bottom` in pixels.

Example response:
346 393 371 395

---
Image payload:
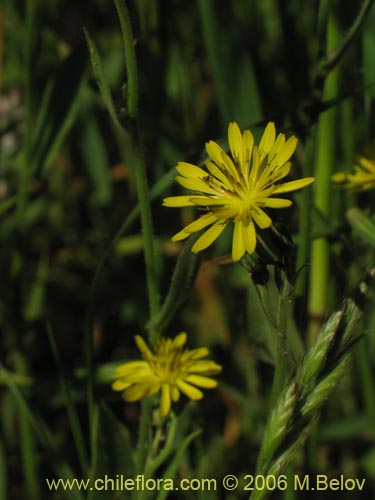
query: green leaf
0 362 84 500
89 403 134 500
17 42 87 218
156 428 202 500
151 235 200 334
84 28 123 130
23 256 48 321
80 119 112 206
31 42 87 174
198 0 262 127
346 207 375 246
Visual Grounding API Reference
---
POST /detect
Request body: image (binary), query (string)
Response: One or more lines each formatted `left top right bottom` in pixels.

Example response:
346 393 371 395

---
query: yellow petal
123 382 156 402
255 165 287 193
163 196 196 207
259 122 276 157
268 133 285 160
171 229 190 242
331 172 347 183
206 140 225 165
185 374 218 388
205 160 233 190
176 162 208 179
171 386 180 402
185 360 222 374
114 369 155 384
357 157 375 173
173 332 187 349
232 220 246 261
273 177 315 194
135 335 154 360
242 129 254 169
243 220 256 254
262 198 292 208
112 380 132 391
274 135 298 166
160 384 171 416
249 146 261 187
176 175 218 195
191 221 227 253
188 197 227 206
113 360 149 377
228 122 244 167
181 347 210 362
266 162 291 184
176 379 204 400
206 141 239 181
177 213 217 235
251 208 272 229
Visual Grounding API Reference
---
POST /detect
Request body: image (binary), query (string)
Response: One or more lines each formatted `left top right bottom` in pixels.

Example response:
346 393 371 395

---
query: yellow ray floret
332 156 375 192
163 121 314 261
112 333 222 416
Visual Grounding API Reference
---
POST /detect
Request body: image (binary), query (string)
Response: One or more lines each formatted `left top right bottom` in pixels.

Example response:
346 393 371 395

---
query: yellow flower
112 333 222 416
163 122 314 261
332 156 375 192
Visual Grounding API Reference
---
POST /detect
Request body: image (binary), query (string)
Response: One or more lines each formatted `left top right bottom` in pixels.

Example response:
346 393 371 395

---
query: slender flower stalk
112 333 222 416
114 0 160 331
332 155 375 192
163 122 314 261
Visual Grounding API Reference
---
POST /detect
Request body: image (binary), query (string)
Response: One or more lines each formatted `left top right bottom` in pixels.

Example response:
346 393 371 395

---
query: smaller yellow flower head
332 156 375 192
163 121 314 261
112 333 222 416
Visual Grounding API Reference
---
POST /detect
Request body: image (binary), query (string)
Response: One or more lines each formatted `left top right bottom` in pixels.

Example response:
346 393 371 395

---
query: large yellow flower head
163 121 314 261
332 156 375 192
112 333 222 416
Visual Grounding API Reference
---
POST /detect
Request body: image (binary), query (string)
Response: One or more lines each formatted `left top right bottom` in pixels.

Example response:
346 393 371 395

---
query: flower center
151 341 183 383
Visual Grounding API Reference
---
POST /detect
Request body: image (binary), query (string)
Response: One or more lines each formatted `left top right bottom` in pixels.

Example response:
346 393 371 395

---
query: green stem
113 1 160 481
295 126 317 301
114 0 160 338
295 2 373 298
98 5 160 491
270 278 293 409
144 414 177 479
308 13 340 343
134 398 153 477
319 0 374 76
253 277 292 408
114 0 138 121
